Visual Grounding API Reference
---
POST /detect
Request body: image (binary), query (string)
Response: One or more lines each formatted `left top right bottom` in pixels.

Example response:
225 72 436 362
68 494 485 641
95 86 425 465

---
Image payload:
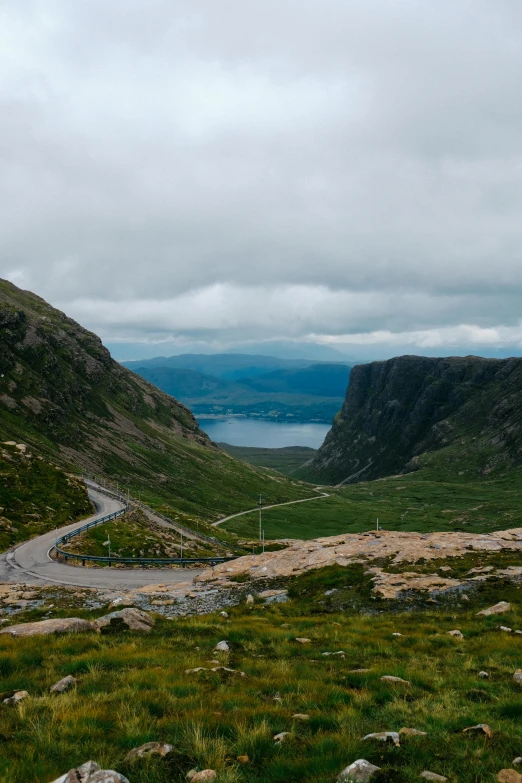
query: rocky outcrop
92 607 155 633
0 617 93 637
304 355 522 484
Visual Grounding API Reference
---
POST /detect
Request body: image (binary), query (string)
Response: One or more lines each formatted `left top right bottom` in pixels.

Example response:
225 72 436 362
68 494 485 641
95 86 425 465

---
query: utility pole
258 494 263 542
376 518 379 532
180 531 183 559
262 529 265 554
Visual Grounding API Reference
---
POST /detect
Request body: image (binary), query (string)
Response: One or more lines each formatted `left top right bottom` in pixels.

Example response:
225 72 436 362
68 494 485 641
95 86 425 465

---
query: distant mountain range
123 355 352 422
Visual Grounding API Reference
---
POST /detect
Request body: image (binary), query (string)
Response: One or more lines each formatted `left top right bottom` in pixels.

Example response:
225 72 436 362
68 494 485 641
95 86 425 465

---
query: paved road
213 491 330 527
0 488 202 589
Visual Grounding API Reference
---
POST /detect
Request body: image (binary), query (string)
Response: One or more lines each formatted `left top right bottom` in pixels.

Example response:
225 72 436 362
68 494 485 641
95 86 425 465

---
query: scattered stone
219 611 229 618
258 588 288 604
363 731 400 747
185 667 207 674
477 602 511 616
380 675 410 685
2 690 29 705
246 594 254 605
399 727 427 737
186 771 197 780
0 618 93 637
497 771 522 783
500 626 513 633
125 742 174 761
50 760 130 783
322 650 346 657
349 668 371 674
513 758 522 766
190 771 216 783
448 629 464 639
292 713 310 721
516 631 522 635
294 637 311 644
392 632 402 637
513 670 522 686
92 608 154 633
214 640 230 652
420 772 448 781
50 675 77 694
478 671 489 679
274 731 291 743
461 594 470 601
463 723 494 738
337 759 381 782
237 755 249 764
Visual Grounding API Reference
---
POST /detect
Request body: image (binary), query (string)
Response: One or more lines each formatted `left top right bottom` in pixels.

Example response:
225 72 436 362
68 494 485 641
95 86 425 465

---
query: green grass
222 469 522 540
0 444 91 550
1 572 522 782
217 445 317 476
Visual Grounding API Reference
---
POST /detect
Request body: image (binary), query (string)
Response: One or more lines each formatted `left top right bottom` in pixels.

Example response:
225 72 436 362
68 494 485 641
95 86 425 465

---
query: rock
219 611 229 618
392 632 402 637
50 675 77 694
214 640 230 652
513 670 522 685
274 731 291 743
0 618 93 637
477 601 511 616
463 723 494 738
461 594 470 601
349 668 371 674
186 770 197 780
399 727 427 737
237 755 249 764
190 772 216 783
497 771 522 783
258 589 288 604
380 675 410 685
420 772 448 781
322 651 346 657
294 637 311 644
363 731 400 747
336 759 381 782
50 761 130 783
514 758 522 766
125 741 174 761
246 594 254 605
478 671 489 679
92 608 154 633
516 631 522 635
292 713 310 720
2 690 29 705
448 629 464 639
185 667 208 674
500 626 513 632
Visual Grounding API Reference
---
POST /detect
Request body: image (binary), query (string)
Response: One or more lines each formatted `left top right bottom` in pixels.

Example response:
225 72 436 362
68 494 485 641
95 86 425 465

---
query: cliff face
306 355 522 485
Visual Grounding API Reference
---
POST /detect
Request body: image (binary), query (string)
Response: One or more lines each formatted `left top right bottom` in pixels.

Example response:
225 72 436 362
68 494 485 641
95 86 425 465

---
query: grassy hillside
123 353 314 381
2 567 522 782
218 444 317 476
0 442 91 550
0 279 316 531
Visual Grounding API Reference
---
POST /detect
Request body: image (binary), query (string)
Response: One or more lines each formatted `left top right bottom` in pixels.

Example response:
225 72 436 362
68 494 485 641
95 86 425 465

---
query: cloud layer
2 1 522 356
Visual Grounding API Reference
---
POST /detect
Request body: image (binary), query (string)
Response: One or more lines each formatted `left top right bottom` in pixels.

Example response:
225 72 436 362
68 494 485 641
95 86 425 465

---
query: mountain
123 353 320 381
303 355 522 485
128 362 351 422
225 340 352 361
0 279 315 523
240 364 351 396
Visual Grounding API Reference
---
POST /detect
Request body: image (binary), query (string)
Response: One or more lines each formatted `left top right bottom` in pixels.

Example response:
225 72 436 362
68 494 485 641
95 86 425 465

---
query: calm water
197 417 330 449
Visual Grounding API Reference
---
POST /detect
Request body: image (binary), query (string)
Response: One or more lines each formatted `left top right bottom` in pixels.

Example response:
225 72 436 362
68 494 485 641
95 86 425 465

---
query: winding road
0 488 203 589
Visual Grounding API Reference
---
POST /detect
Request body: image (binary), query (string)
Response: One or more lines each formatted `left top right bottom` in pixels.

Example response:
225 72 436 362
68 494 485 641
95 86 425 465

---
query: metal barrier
52 485 235 568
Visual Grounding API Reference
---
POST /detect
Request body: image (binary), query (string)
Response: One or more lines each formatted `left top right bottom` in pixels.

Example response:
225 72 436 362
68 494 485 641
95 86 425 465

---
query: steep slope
0 279 314 524
303 355 522 485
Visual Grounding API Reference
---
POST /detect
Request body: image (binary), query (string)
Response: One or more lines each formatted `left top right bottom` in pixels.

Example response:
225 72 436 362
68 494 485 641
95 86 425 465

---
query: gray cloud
1 1 522 356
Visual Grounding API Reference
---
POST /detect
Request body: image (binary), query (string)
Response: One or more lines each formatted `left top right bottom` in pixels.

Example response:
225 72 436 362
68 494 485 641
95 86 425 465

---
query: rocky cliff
304 355 522 485
0 279 313 521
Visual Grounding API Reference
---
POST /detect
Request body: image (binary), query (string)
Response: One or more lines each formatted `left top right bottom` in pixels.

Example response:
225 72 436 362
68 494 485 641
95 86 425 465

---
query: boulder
477 601 511 616
246 594 254 605
463 723 494 738
50 761 130 783
92 608 154 633
0 618 93 638
447 630 464 639
294 637 311 644
500 626 513 633
292 713 310 720
2 690 29 705
380 675 410 685
497 771 522 783
125 741 174 761
513 758 522 766
399 727 427 737
420 773 448 781
363 731 400 746
50 675 77 694
214 640 230 652
513 670 522 686
274 731 291 743
337 759 381 782
190 771 216 783
237 755 249 763
478 671 489 679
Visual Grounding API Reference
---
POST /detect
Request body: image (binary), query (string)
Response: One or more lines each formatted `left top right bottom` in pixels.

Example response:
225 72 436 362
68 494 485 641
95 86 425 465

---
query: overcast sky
2 0 522 360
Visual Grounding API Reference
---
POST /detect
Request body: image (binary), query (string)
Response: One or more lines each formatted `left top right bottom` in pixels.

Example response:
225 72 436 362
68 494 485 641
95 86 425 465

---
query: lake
196 417 330 449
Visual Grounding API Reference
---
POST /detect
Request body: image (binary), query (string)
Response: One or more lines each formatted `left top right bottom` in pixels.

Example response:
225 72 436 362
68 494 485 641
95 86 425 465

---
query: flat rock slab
92 608 154 633
477 601 511 616
1 618 93 637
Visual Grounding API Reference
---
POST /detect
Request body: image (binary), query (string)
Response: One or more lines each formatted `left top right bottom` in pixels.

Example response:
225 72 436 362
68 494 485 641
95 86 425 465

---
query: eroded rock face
0 618 93 637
